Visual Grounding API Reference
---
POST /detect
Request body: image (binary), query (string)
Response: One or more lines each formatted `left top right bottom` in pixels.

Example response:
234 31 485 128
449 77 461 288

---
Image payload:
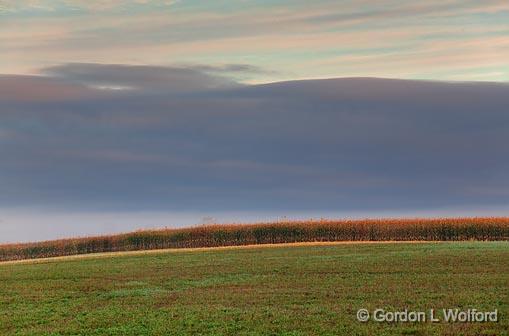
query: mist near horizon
3 207 509 244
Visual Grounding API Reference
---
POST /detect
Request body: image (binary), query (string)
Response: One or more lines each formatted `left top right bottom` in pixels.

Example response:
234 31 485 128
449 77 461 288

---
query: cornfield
1 217 508 261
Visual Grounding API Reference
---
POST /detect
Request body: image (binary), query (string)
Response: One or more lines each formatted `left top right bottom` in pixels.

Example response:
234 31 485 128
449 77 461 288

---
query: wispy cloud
0 0 176 12
1 0 507 81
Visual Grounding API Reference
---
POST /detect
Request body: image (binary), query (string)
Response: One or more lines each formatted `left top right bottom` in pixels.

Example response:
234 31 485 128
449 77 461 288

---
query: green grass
0 242 508 335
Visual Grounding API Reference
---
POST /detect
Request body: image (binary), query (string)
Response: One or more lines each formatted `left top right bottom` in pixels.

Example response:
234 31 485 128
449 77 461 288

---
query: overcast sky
1 1 509 242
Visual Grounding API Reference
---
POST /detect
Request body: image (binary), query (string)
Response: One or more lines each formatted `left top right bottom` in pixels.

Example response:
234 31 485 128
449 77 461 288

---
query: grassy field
0 242 508 335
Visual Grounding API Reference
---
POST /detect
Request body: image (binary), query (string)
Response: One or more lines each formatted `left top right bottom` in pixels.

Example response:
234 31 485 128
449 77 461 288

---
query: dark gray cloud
1 64 509 213
42 63 241 92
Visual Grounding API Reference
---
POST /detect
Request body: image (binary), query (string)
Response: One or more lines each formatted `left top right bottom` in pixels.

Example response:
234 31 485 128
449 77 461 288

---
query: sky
1 1 509 243
1 0 508 82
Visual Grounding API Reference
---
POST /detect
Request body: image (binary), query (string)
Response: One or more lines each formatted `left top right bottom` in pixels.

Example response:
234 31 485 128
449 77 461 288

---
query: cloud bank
1 63 509 218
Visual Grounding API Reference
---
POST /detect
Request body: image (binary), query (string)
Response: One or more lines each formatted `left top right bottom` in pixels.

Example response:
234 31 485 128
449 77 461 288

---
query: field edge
0 240 445 266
